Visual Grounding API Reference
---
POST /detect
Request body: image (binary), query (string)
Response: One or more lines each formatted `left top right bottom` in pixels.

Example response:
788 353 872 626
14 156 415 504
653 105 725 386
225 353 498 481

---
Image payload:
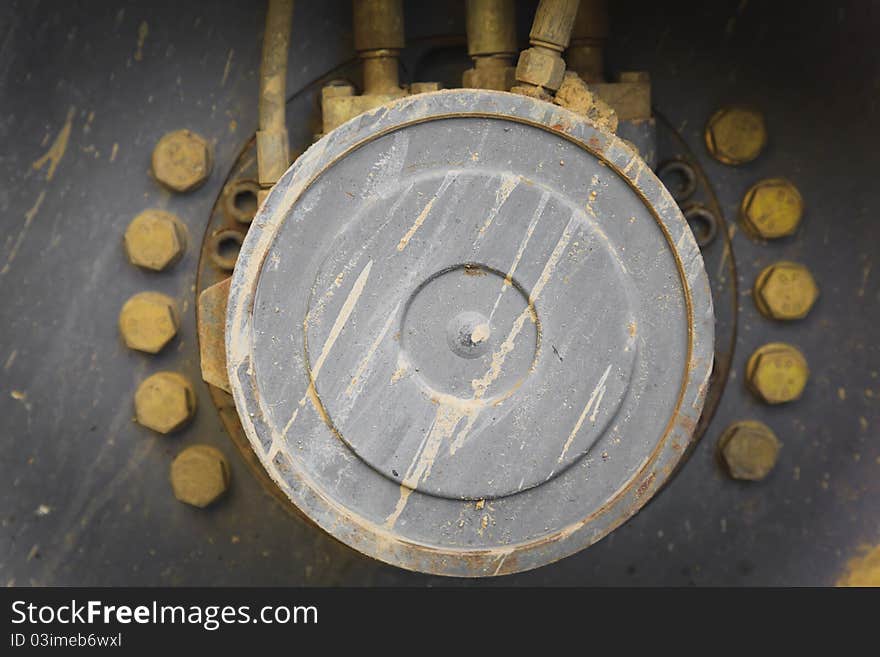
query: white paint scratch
396 174 455 251
488 191 548 320
557 364 613 463
345 302 399 398
474 174 519 245
279 260 374 444
2 191 46 277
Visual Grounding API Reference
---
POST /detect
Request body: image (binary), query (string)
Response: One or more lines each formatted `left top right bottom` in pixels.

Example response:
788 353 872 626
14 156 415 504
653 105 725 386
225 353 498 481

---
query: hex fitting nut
134 371 197 434
123 209 188 271
746 342 809 405
151 129 213 193
170 445 230 508
754 261 819 320
515 47 566 92
741 178 804 239
705 106 767 165
718 420 781 481
118 291 180 354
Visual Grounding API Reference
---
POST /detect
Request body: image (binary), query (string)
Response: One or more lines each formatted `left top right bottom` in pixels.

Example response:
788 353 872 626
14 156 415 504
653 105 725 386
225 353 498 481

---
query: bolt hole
683 204 718 248
209 230 244 271
658 159 697 202
234 189 258 216
222 179 260 224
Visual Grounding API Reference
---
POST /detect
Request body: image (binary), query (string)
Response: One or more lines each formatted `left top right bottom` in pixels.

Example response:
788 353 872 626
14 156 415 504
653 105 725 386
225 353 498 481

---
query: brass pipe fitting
362 50 402 94
354 0 404 95
567 0 607 83
463 0 517 91
529 0 580 51
322 0 408 134
257 0 294 195
513 0 580 98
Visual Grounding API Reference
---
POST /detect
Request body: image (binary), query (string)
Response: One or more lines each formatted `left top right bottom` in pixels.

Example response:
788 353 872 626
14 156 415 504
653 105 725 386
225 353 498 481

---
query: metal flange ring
226 90 714 577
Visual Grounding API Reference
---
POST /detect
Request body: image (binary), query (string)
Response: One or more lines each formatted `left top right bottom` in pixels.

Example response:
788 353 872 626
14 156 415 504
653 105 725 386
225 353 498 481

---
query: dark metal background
1 0 877 586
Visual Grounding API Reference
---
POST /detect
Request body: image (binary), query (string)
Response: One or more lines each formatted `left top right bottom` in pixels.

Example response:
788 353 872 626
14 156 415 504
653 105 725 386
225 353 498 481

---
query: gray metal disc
226 90 714 577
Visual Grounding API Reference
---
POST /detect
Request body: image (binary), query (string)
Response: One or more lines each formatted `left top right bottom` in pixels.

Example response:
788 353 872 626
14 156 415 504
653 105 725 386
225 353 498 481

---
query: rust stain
676 412 697 434
634 472 656 499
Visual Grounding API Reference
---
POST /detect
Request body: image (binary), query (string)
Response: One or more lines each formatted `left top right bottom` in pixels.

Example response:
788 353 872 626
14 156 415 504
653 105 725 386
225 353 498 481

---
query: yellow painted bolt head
134 371 197 434
705 106 767 165
741 178 804 239
746 342 809 404
151 129 212 193
718 420 781 481
118 291 179 354
170 445 230 508
754 261 819 320
123 209 188 271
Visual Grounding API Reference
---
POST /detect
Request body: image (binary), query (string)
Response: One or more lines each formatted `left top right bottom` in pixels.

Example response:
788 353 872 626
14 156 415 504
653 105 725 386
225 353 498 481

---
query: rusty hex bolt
740 178 804 239
704 106 767 165
718 420 781 481
151 129 213 193
754 261 819 320
123 209 188 271
118 291 179 354
746 342 809 405
134 371 197 434
170 445 230 508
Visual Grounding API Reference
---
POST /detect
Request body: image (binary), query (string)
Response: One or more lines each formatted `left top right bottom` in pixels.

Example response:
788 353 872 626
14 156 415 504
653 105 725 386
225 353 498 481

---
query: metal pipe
257 0 294 191
513 0 580 96
567 0 607 83
529 0 580 52
463 0 517 90
354 0 404 95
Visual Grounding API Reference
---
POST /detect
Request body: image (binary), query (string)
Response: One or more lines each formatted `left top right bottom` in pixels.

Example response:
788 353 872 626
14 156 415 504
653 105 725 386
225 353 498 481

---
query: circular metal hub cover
226 90 714 577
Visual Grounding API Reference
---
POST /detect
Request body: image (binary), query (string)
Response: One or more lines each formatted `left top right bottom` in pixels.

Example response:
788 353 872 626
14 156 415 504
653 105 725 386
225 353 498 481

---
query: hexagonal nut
718 420 781 481
134 371 197 434
754 261 819 320
123 209 188 271
741 178 804 239
170 445 230 508
515 47 566 91
118 291 179 354
746 342 809 404
151 129 212 193
705 106 767 165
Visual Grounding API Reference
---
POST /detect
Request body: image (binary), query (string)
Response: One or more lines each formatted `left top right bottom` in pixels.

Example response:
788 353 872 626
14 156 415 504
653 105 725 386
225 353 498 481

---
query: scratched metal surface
225 90 712 575
0 0 877 585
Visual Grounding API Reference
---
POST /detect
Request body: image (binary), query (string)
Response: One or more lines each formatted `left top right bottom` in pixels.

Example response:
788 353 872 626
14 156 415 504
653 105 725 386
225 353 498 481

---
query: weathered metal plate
226 90 714 576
